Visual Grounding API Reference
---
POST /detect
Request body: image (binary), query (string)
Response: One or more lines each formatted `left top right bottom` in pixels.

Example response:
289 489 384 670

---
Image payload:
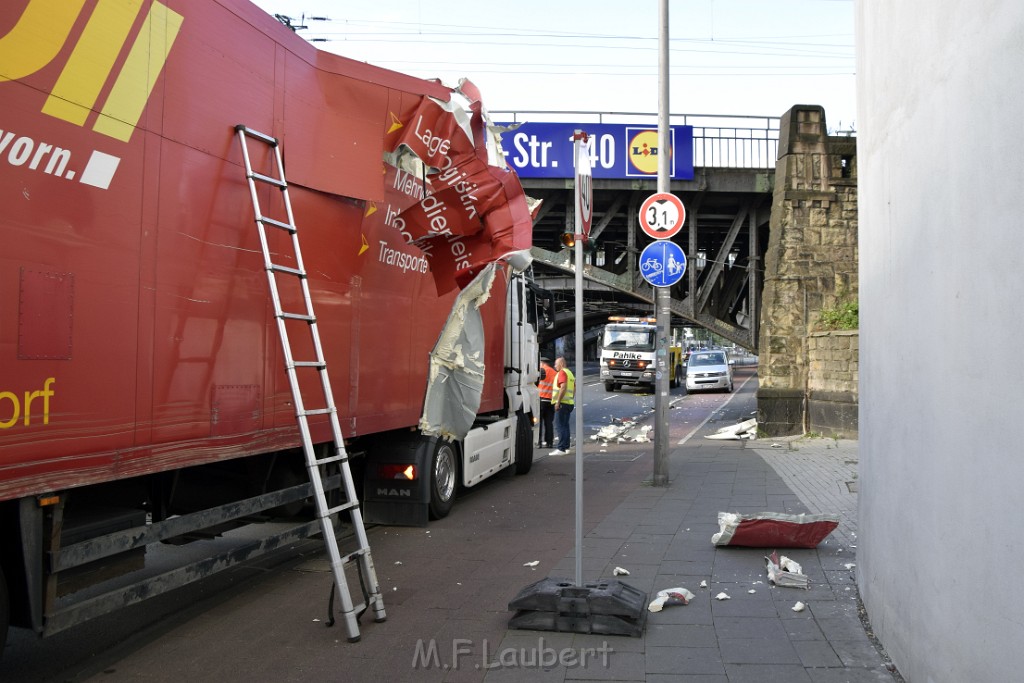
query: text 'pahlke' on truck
0 0 554 651
599 317 684 392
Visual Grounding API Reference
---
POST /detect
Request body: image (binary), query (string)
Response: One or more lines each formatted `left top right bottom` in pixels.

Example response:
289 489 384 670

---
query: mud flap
507 577 647 637
362 436 433 527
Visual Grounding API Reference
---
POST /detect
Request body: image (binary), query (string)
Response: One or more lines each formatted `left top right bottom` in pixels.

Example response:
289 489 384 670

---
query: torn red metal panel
712 512 840 548
390 95 476 171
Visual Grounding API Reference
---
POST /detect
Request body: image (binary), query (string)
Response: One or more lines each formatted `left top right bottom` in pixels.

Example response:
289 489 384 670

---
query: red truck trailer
0 0 548 649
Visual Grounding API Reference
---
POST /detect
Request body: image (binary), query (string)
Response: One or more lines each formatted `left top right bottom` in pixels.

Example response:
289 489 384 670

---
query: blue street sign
639 240 687 288
497 122 694 180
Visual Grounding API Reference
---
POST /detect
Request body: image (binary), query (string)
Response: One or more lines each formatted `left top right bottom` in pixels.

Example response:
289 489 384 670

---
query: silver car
685 351 734 393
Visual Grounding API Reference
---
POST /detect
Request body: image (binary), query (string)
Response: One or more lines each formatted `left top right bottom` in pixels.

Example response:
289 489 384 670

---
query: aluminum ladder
234 124 386 641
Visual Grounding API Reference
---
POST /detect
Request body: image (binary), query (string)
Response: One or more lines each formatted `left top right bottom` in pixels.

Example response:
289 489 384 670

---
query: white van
685 350 734 393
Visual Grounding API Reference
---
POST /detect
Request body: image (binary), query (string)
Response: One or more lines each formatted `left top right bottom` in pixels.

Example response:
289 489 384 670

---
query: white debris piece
792 601 806 612
613 566 630 576
780 556 803 575
844 563 856 570
711 512 739 545
394 561 403 565
523 560 539 567
648 587 696 612
715 592 731 601
748 589 756 594
765 551 810 588
700 580 708 588
590 417 655 444
705 418 758 440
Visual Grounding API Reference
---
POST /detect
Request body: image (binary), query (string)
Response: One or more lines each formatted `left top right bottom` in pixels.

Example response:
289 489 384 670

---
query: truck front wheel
605 382 617 392
513 411 534 475
428 440 458 520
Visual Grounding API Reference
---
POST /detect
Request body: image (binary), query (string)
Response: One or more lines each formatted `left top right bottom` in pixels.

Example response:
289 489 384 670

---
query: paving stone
781 617 828 641
723 663 814 683
816 617 874 642
718 637 802 665
806 667 895 683
713 616 790 640
830 638 889 668
792 639 843 667
710 596 783 618
563 649 646 681
646 600 714 626
645 623 718 648
646 646 726 676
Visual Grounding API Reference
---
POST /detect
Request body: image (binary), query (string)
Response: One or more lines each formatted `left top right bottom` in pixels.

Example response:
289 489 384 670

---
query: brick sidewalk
487 389 893 682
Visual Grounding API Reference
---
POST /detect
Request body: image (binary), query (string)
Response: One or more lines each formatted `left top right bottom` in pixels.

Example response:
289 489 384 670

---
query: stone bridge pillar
757 106 858 436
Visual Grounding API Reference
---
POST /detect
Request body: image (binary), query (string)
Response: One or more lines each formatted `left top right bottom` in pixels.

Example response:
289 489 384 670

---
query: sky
248 0 857 133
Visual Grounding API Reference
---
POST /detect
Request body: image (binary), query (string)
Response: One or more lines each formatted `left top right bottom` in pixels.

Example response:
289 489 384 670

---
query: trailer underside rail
44 517 334 636
50 475 341 573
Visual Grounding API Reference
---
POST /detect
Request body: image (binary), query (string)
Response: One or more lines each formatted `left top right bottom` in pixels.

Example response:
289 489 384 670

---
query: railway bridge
503 105 857 364
505 105 859 436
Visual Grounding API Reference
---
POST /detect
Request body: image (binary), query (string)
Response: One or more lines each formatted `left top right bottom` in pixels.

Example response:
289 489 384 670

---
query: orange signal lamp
561 233 588 249
378 464 417 480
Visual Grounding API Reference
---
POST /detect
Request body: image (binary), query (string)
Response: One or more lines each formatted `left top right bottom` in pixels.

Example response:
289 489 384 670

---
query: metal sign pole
573 222 584 586
572 133 590 587
653 0 671 486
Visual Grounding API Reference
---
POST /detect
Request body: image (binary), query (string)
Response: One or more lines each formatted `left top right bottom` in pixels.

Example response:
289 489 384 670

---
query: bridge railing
491 110 780 170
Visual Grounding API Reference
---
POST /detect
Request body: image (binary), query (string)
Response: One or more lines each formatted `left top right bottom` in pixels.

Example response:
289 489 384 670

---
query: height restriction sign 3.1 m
639 192 685 240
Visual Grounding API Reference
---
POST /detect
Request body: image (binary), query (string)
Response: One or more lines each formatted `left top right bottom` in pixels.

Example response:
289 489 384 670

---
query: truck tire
605 382 616 393
513 411 534 475
428 439 458 520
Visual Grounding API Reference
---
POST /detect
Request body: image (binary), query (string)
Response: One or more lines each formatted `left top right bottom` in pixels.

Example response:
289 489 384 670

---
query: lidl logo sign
628 130 662 175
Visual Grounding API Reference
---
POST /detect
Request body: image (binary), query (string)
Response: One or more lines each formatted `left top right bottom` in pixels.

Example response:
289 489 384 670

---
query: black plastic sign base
507 577 647 637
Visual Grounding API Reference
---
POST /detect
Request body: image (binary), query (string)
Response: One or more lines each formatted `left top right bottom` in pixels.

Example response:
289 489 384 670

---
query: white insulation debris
704 418 758 440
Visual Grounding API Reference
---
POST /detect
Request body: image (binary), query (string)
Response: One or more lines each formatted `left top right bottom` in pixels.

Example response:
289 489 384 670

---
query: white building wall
856 2 1024 681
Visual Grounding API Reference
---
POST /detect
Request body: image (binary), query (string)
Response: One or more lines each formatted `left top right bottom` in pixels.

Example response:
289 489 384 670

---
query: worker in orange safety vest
537 357 556 448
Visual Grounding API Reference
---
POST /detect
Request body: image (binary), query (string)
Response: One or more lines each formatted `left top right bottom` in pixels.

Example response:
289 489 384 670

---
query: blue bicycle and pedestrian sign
639 240 687 288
